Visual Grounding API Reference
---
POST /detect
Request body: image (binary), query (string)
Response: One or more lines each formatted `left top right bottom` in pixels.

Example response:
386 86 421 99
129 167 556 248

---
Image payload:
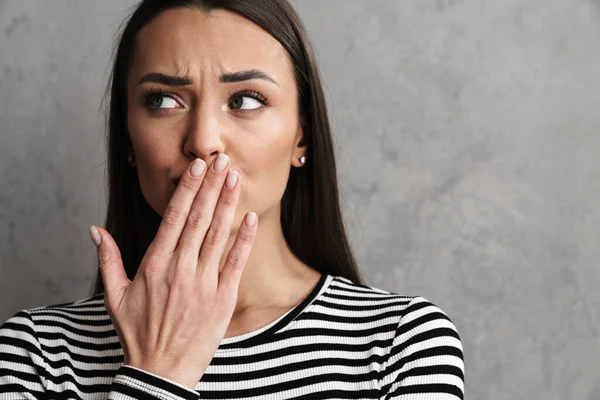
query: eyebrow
138 69 279 86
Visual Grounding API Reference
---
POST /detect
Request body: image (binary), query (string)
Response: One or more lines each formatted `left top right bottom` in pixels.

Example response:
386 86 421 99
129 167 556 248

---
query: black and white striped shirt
0 273 465 399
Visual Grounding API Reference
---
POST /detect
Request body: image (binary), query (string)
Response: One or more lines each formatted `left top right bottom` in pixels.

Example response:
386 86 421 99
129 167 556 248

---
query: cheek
239 127 295 207
135 150 174 217
128 113 177 215
128 103 180 169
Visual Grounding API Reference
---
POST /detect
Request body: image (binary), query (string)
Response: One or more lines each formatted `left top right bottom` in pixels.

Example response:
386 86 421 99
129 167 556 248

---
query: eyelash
141 88 270 115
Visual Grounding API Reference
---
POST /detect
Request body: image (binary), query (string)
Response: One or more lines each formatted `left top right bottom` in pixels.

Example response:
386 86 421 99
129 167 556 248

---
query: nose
182 100 226 164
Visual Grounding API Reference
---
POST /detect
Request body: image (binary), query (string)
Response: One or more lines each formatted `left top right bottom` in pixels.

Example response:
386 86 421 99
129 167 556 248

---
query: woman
0 0 465 398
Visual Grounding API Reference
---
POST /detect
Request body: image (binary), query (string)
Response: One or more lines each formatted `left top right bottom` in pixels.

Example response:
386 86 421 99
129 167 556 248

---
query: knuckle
186 209 206 229
219 194 237 207
143 252 162 266
179 177 199 192
237 229 255 244
97 251 112 271
204 226 224 246
142 258 162 279
226 252 243 269
203 175 222 190
168 265 190 288
162 205 184 227
145 241 162 259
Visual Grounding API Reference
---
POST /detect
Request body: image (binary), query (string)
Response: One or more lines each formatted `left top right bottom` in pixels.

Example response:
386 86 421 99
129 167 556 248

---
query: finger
218 212 258 297
152 158 207 256
195 168 241 273
176 153 230 260
89 225 130 311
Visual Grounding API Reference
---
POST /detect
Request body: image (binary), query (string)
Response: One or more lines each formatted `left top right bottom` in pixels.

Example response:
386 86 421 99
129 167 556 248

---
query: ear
127 145 137 166
292 120 307 167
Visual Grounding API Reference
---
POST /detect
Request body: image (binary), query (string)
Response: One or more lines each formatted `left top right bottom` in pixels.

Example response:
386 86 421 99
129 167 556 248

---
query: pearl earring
300 156 306 165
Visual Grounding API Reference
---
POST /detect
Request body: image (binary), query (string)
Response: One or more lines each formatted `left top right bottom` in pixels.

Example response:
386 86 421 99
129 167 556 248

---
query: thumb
88 225 130 309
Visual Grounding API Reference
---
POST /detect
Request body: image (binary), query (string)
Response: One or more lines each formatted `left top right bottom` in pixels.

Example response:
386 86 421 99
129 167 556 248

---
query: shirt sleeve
0 310 47 399
109 365 200 400
0 309 200 400
378 296 465 400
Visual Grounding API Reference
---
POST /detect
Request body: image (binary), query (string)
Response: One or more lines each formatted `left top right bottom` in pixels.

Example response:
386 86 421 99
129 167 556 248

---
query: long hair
91 0 367 295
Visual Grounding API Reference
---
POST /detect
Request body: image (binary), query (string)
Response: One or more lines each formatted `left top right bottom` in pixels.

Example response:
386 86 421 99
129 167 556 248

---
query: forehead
130 7 292 83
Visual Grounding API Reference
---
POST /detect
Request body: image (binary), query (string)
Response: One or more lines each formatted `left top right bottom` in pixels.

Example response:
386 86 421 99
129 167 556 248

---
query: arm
0 309 200 400
378 297 465 400
0 310 47 399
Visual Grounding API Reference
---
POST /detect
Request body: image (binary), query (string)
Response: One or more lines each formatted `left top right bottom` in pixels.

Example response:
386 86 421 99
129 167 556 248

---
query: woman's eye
148 94 178 109
230 95 262 111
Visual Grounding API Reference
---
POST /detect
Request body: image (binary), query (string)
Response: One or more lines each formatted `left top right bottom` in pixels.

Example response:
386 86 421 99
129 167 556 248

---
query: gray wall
1 0 598 398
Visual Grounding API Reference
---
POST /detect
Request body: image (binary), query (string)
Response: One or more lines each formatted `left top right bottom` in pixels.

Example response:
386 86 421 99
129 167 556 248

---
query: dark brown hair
91 0 367 295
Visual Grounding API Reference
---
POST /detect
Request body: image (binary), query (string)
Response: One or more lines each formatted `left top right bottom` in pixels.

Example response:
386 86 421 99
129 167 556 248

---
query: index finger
151 158 207 256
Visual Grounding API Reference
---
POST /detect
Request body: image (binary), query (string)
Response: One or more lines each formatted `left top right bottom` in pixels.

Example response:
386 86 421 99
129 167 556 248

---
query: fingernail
89 225 102 247
245 212 257 227
191 158 206 177
225 170 238 189
214 153 229 172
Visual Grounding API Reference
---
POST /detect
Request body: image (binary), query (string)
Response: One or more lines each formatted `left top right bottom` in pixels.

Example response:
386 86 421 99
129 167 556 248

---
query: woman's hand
88 154 257 390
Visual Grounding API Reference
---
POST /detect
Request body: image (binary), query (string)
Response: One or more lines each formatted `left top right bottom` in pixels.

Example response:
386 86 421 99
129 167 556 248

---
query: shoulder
24 293 108 322
1 293 109 340
27 293 106 311
328 275 460 325
328 276 465 398
386 295 464 365
381 295 465 398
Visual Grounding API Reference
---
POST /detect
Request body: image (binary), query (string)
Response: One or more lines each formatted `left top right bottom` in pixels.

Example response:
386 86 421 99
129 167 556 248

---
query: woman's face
126 7 305 226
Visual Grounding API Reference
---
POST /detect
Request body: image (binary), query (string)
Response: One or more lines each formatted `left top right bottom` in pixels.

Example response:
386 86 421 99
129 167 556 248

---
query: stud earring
300 156 306 165
127 155 134 165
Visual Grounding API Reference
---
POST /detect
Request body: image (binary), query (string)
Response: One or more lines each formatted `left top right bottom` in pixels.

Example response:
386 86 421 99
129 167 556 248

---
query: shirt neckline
215 271 332 352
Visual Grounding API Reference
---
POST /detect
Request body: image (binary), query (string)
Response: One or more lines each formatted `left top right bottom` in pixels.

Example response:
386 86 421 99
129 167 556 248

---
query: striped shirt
0 273 465 399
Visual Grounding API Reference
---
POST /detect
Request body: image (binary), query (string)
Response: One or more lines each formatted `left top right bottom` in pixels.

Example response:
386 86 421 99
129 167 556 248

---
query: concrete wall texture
1 0 599 398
